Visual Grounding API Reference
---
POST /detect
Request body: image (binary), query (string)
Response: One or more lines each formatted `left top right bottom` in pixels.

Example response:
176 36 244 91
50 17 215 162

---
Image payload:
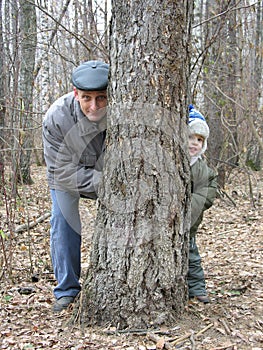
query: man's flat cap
72 60 109 91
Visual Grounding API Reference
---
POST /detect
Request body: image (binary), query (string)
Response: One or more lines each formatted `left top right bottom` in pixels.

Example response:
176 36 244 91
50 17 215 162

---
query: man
43 60 109 312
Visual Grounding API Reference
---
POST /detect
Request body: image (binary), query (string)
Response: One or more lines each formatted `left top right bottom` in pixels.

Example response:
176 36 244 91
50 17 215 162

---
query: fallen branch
148 333 171 349
216 225 248 236
104 325 180 337
210 344 236 350
15 212 51 233
218 188 237 207
189 330 196 350
104 328 160 335
219 318 231 335
196 323 213 337
170 332 192 345
170 323 214 346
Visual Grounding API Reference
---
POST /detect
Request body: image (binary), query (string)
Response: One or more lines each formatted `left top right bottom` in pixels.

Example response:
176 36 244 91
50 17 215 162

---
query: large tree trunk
80 0 193 329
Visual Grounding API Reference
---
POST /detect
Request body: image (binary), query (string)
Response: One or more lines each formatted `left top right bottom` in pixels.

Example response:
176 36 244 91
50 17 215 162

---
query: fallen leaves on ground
0 166 262 349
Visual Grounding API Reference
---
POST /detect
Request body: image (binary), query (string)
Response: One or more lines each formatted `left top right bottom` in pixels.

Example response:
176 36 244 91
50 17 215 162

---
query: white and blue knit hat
188 104 210 155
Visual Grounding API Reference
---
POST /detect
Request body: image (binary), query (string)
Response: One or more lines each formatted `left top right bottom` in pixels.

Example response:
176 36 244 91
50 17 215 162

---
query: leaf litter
0 166 262 349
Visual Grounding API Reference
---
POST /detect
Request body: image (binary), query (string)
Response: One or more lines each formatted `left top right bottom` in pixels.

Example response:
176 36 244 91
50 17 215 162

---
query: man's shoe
53 296 75 313
195 295 210 304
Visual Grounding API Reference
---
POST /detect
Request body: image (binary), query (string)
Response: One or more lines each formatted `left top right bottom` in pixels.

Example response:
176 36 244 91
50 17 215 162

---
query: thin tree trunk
18 0 37 184
0 0 5 188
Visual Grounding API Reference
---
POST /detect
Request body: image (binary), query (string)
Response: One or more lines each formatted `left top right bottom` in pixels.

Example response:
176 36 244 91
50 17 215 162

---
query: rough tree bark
80 0 193 329
18 0 37 184
0 0 5 187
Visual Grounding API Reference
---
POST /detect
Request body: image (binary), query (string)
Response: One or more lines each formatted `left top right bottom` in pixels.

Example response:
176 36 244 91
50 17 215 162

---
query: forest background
0 0 262 349
0 0 262 188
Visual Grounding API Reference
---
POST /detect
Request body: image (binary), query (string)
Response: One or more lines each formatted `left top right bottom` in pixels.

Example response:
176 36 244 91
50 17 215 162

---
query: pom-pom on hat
72 60 109 91
188 104 210 155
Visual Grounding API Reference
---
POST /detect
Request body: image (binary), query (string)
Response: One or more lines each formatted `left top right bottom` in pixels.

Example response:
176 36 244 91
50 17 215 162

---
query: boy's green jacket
190 158 218 238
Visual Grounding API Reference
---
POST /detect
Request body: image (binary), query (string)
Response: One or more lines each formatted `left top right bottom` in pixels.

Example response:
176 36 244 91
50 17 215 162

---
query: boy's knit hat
188 104 210 155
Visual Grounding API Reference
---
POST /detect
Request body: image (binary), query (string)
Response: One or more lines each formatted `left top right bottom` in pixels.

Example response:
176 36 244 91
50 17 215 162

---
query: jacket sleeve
43 109 102 199
190 161 218 235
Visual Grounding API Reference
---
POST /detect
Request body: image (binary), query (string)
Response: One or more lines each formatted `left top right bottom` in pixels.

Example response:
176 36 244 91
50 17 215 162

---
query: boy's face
74 88 107 122
189 133 204 157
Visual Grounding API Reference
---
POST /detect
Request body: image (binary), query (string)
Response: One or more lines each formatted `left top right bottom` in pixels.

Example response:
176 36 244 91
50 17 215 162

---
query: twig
189 330 196 350
15 212 51 233
148 333 171 349
216 225 248 235
196 323 213 337
218 189 236 207
210 344 236 350
169 323 213 346
194 2 258 29
219 318 231 335
170 332 192 345
104 325 180 337
104 328 160 335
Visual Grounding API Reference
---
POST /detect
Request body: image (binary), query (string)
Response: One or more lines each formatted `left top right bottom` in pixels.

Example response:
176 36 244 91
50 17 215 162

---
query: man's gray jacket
43 92 106 199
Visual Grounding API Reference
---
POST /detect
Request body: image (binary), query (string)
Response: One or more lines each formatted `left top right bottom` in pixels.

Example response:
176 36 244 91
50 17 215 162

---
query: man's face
188 133 204 157
74 88 107 122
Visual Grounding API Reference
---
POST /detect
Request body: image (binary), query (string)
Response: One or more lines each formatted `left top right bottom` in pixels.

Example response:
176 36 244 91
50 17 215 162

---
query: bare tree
246 0 263 170
80 0 193 329
0 0 5 186
17 0 37 184
189 0 263 187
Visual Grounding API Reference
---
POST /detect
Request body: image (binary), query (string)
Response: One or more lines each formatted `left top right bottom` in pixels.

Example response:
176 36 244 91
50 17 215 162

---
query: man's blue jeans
50 190 81 300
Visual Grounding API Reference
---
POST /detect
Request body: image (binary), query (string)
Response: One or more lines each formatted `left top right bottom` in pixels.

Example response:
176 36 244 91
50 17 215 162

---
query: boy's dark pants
187 237 207 297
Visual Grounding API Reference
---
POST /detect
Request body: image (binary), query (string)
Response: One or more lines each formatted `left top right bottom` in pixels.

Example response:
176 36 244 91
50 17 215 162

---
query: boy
187 104 218 303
